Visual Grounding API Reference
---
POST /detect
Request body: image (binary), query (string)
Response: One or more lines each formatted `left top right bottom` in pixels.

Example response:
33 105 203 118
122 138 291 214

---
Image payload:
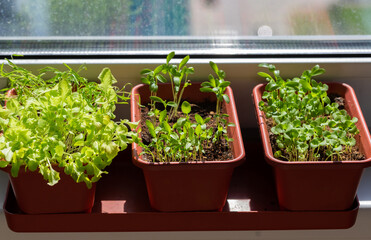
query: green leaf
201 82 213 88
258 63 271 68
273 70 280 78
47 168 60 186
219 81 231 88
59 78 71 99
258 72 273 80
286 81 299 88
218 70 226 79
11 160 21 178
140 69 152 75
334 145 342 152
274 150 282 158
98 68 117 93
208 74 216 87
200 87 214 93
74 141 85 147
156 74 167 83
179 55 190 69
299 79 312 91
181 101 191 114
167 101 177 108
195 125 202 136
0 160 8 168
146 120 156 138
195 114 203 124
186 67 195 74
209 61 219 74
150 82 158 93
163 122 171 133
140 77 151 85
6 99 19 113
311 65 325 76
170 132 179 140
166 51 175 64
222 94 230 103
55 145 64 157
1 147 13 162
150 96 164 104
159 110 167 123
154 65 163 75
323 96 331 104
266 82 279 91
328 120 337 128
173 76 181 86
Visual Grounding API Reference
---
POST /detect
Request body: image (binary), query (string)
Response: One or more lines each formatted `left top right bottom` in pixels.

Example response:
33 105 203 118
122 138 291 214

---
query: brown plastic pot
131 83 245 212
1 166 96 214
253 82 371 211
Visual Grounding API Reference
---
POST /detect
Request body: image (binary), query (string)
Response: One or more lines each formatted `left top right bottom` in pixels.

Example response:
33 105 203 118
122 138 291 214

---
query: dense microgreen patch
135 53 233 162
0 60 138 188
258 64 361 161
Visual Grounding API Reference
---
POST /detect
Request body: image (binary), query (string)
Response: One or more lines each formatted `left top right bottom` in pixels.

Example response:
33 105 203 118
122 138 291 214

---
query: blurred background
1 0 371 37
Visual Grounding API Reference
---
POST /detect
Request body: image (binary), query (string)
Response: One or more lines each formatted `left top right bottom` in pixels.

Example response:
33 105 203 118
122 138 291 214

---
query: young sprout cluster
200 61 233 134
140 51 194 120
136 53 233 163
258 64 360 162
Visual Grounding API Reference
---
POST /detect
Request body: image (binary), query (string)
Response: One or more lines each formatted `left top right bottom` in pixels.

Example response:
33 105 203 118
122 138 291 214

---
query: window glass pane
1 0 371 56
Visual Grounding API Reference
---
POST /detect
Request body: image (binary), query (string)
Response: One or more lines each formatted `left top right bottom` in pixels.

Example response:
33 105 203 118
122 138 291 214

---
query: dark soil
328 93 345 110
266 95 365 161
140 101 234 162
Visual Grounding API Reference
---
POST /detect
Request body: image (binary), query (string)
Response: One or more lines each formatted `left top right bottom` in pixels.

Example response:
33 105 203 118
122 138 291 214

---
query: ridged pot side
253 82 371 211
4 166 96 214
131 83 245 211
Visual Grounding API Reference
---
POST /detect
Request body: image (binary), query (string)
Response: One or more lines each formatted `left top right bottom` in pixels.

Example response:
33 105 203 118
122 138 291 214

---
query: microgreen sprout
136 54 234 163
200 61 234 142
138 101 213 162
258 64 360 162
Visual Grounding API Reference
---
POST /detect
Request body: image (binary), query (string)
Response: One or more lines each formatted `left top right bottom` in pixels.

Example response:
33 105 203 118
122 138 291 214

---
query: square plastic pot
2 166 96 214
131 83 245 212
253 82 371 211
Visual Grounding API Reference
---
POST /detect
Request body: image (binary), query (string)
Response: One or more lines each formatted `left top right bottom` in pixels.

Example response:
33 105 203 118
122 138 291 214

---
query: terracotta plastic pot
1 166 96 214
253 82 371 211
131 83 245 212
1 89 96 214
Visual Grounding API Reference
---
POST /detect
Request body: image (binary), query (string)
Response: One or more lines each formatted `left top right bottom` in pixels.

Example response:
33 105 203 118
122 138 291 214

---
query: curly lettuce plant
0 60 138 188
258 64 360 162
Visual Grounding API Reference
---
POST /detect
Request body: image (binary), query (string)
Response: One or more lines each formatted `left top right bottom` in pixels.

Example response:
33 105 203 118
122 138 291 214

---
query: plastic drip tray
3 132 359 232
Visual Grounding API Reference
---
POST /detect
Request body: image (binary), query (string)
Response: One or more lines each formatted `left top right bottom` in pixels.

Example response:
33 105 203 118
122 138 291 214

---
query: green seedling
140 51 194 120
136 53 234 163
137 101 213 162
200 61 234 142
258 64 359 162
